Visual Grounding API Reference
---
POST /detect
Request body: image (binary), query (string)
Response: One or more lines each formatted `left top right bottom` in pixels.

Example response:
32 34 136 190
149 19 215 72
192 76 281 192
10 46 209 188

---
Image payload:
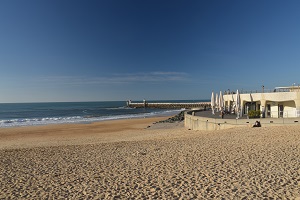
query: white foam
0 109 185 128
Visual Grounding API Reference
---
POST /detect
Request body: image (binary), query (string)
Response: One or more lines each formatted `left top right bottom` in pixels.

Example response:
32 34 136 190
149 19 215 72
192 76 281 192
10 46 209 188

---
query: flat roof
275 86 299 89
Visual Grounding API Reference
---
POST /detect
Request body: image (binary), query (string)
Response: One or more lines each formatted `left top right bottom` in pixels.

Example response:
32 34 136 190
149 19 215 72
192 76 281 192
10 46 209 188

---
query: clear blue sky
1 0 300 103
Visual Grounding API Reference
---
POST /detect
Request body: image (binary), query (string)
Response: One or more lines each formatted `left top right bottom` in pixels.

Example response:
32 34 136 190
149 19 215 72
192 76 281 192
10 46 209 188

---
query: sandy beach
0 117 300 199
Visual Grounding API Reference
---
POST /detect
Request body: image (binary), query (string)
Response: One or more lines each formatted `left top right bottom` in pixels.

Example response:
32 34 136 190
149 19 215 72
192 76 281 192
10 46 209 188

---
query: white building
223 86 300 118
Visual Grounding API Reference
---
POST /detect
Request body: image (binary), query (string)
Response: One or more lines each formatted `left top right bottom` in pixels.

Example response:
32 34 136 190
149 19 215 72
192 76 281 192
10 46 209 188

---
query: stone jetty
126 100 210 109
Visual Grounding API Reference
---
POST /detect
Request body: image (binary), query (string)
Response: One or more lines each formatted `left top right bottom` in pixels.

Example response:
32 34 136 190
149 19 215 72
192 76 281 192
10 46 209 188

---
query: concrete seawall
127 100 211 109
185 110 300 131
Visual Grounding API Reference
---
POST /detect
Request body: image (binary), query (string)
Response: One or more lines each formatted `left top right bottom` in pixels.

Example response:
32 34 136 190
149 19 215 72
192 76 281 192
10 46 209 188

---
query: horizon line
0 99 210 104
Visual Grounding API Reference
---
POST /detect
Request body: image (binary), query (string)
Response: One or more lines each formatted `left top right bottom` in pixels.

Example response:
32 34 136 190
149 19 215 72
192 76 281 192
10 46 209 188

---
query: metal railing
224 87 300 95
265 110 298 118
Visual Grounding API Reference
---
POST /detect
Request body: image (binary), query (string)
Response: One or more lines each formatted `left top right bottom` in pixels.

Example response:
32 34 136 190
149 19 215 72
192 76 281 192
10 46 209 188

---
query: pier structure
126 100 211 109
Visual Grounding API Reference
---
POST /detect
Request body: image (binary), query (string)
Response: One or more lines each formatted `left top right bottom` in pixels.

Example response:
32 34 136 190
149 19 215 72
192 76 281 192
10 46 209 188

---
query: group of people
218 110 261 127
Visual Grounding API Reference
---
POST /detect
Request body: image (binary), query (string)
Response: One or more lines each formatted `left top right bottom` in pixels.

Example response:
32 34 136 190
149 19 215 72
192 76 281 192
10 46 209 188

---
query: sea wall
185 110 300 131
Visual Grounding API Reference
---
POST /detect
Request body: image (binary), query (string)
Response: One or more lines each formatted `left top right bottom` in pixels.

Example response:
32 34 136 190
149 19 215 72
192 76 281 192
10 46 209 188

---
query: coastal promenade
126 100 211 109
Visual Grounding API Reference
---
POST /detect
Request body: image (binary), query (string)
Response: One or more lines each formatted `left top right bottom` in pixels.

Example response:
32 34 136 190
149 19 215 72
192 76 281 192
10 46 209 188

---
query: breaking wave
0 109 184 128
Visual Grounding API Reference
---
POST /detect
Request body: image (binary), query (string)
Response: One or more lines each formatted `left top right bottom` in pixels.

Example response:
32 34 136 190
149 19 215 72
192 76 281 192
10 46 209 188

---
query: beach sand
0 117 300 199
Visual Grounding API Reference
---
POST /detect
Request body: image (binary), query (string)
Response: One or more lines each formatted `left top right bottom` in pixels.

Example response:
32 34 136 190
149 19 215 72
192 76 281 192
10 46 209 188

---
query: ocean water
0 100 205 128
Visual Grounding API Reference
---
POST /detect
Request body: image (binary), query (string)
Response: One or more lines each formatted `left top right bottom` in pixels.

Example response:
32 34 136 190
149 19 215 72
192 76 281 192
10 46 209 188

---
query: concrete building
223 86 300 118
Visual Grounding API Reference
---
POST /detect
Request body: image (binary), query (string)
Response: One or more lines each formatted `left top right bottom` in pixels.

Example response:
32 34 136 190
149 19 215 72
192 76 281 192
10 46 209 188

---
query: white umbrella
227 92 232 113
211 92 215 114
236 89 240 119
219 91 224 111
215 93 219 112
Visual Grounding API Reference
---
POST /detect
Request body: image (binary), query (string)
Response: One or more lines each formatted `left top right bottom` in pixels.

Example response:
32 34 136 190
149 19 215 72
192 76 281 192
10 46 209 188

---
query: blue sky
1 0 300 103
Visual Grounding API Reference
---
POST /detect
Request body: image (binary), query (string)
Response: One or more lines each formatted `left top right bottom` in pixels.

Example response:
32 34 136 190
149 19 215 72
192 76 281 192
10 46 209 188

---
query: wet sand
0 117 300 199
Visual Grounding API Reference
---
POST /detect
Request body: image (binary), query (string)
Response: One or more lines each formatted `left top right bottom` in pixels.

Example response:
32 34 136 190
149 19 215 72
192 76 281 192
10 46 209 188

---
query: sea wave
0 109 184 128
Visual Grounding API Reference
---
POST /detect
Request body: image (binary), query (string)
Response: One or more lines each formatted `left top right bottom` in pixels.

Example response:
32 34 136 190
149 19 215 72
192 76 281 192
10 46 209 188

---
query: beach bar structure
185 86 300 131
223 86 300 118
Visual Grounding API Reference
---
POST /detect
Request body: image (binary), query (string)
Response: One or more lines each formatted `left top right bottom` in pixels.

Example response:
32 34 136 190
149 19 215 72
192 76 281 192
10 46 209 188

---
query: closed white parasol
219 91 224 111
211 92 215 114
236 89 240 119
215 93 219 112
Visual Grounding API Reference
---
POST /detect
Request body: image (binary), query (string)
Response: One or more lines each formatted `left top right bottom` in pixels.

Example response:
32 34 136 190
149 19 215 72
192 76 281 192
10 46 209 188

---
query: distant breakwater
126 100 211 109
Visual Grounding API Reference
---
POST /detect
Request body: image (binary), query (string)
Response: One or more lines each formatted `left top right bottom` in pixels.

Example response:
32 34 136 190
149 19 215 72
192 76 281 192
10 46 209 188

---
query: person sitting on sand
253 121 261 127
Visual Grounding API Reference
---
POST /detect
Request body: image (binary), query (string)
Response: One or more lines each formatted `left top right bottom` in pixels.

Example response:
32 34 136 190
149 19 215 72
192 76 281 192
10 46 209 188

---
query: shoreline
0 116 181 150
0 109 185 129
